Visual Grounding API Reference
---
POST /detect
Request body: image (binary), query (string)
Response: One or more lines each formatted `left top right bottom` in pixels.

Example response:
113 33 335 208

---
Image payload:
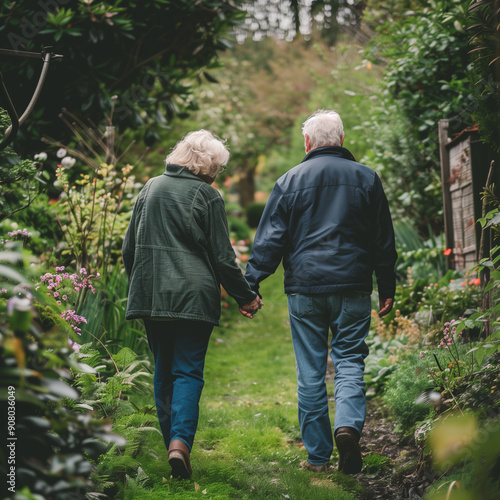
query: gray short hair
302 110 344 150
166 129 229 177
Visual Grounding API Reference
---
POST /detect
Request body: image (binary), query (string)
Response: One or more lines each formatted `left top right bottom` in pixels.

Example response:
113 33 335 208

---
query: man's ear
305 134 312 153
340 134 345 147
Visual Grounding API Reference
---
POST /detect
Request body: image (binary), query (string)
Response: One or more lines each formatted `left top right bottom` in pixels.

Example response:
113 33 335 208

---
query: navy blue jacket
244 146 397 298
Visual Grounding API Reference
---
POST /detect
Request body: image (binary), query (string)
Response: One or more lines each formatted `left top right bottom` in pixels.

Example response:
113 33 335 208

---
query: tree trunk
237 162 255 208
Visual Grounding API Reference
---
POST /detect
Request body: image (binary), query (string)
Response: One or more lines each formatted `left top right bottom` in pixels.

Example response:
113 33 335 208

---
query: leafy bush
418 272 482 323
424 412 500 499
365 0 472 235
47 143 142 279
0 0 246 154
227 215 251 241
70 340 159 499
382 355 434 434
246 201 266 228
0 249 125 499
467 0 500 152
394 219 447 282
0 108 45 223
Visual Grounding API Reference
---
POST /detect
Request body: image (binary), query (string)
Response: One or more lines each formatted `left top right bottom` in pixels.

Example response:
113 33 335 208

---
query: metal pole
0 72 19 151
0 46 63 149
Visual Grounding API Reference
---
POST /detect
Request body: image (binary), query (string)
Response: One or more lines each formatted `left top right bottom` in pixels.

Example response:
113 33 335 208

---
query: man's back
245 146 397 298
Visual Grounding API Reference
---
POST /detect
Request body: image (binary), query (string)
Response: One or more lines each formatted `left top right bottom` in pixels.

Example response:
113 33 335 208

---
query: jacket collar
164 163 204 182
302 146 356 163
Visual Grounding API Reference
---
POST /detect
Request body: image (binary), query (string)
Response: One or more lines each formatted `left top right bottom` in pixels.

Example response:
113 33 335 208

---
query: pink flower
68 338 81 352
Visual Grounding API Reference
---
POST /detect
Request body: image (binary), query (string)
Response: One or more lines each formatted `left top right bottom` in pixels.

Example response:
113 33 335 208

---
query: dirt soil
325 356 433 499
355 398 432 500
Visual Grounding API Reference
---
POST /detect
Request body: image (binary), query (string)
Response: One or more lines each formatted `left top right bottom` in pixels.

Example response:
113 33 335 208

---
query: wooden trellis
439 121 500 270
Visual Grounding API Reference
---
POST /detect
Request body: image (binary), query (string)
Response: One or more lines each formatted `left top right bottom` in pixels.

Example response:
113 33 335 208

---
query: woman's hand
239 296 264 319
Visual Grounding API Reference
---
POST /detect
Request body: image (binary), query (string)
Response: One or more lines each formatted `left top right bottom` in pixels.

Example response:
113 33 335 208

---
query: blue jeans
144 319 213 452
287 292 371 465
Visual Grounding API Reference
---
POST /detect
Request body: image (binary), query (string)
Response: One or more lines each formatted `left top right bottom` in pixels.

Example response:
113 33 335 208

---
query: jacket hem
126 310 220 326
284 283 373 295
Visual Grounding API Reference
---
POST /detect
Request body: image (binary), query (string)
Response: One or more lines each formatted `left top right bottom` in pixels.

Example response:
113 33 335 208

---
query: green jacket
122 164 257 325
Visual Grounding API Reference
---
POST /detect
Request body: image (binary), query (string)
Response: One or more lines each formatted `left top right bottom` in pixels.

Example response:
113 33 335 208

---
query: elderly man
244 110 397 474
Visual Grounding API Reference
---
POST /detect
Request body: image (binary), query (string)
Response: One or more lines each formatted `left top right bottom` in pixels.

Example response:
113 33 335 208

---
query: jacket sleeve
122 182 149 279
122 210 137 280
204 194 257 306
244 183 288 295
370 174 398 299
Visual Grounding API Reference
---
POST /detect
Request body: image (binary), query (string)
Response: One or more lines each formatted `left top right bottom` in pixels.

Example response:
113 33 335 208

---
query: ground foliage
0 250 126 500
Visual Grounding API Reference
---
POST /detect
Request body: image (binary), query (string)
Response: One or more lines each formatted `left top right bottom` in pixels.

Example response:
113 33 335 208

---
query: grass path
123 269 365 499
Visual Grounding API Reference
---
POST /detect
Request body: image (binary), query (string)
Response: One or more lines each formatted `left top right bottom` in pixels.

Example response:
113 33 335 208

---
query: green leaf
113 347 137 366
485 212 500 229
0 263 27 283
40 378 79 399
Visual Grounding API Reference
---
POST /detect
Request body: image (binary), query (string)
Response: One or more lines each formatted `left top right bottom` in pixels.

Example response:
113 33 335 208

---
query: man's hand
239 296 264 319
379 297 394 318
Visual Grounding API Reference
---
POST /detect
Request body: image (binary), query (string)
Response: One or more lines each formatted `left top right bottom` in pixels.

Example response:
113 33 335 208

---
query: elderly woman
122 130 262 479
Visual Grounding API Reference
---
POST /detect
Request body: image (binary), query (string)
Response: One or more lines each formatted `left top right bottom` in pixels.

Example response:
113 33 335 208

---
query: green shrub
0 249 124 499
227 215 251 241
246 202 266 228
383 356 434 434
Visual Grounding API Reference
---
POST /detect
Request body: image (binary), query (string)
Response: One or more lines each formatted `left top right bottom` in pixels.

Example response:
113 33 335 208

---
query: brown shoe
334 427 362 474
299 460 329 472
168 439 192 479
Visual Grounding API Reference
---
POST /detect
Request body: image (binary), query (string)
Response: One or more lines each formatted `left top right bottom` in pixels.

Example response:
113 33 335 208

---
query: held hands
379 297 394 318
239 296 264 319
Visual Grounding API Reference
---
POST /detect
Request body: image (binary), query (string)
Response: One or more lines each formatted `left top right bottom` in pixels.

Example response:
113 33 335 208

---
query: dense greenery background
1 0 500 499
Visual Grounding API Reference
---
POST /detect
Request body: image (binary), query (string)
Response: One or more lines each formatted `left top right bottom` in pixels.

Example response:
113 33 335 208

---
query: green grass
117 267 360 499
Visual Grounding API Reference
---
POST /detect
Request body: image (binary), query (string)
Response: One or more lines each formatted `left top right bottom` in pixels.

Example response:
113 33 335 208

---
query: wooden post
438 120 453 266
479 160 496 339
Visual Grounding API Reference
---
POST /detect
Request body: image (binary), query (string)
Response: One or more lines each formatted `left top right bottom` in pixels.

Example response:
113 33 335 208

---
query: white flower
61 156 76 168
34 152 47 161
56 148 67 158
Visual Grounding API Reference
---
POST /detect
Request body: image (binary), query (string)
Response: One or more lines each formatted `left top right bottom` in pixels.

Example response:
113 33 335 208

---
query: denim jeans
144 319 213 452
287 292 371 465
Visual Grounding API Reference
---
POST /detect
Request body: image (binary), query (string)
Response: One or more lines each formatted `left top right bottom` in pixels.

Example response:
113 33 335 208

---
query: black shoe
335 427 362 474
